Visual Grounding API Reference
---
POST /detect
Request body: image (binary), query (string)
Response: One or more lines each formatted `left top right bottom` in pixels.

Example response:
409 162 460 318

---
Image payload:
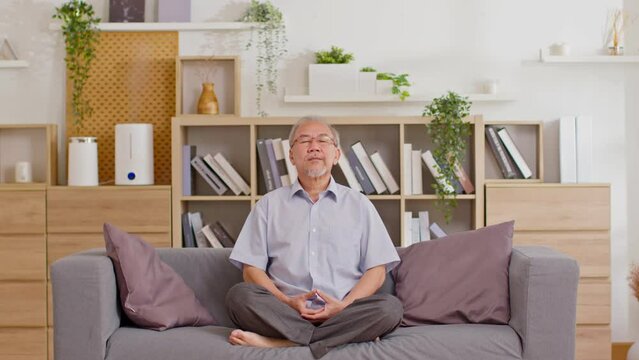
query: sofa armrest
51 249 121 360
509 246 579 360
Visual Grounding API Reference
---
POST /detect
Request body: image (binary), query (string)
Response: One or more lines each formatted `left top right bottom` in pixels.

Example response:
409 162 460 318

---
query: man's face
289 122 340 179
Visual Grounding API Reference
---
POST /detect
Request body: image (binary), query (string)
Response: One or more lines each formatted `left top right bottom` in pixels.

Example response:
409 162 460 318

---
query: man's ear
333 147 341 165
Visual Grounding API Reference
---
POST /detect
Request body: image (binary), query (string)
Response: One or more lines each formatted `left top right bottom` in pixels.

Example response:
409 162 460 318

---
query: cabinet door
0 191 45 234
0 235 45 280
0 328 47 360
0 282 46 326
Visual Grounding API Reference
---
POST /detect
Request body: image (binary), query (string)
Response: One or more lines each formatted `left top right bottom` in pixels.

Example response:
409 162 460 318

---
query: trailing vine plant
240 0 287 117
53 0 100 134
377 72 411 100
423 91 472 223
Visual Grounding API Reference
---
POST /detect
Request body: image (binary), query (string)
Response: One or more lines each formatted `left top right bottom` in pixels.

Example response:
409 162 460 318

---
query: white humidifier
115 123 154 185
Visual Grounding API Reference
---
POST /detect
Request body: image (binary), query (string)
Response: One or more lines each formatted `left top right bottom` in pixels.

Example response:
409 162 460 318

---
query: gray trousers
225 282 403 359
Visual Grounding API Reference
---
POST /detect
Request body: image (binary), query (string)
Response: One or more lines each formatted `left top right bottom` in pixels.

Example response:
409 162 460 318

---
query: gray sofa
51 246 579 360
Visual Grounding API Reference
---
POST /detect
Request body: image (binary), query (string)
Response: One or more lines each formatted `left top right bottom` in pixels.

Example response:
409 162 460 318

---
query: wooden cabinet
486 183 611 360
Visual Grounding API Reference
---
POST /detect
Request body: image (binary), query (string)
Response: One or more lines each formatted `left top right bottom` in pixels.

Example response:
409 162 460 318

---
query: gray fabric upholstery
52 245 579 360
508 246 579 360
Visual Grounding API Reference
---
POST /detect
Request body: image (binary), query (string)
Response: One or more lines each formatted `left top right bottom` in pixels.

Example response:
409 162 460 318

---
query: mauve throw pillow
392 221 514 326
104 223 216 330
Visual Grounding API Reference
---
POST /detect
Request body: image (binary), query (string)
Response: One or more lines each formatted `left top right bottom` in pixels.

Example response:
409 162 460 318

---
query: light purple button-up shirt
229 177 400 301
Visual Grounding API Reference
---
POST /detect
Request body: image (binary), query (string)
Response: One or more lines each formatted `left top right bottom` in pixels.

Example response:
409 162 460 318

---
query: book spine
190 156 227 195
418 211 430 241
213 153 251 195
181 212 196 248
272 138 290 187
265 139 282 188
201 225 224 248
370 152 399 194
497 127 533 179
411 150 423 195
257 139 276 192
281 139 298 184
346 148 375 194
453 162 475 194
403 143 412 195
429 222 447 239
351 141 387 194
411 218 421 244
212 222 235 248
421 150 454 193
182 145 195 196
337 146 363 192
485 126 518 179
576 115 592 183
402 211 412 247
203 154 241 195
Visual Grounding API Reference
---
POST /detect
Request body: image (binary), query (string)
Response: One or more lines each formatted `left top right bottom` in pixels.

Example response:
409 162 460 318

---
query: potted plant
376 72 411 100
309 45 357 96
240 0 287 117
423 91 472 223
358 67 377 95
53 0 101 134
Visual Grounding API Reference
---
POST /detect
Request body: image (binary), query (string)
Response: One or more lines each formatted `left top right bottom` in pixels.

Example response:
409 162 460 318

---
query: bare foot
228 329 296 348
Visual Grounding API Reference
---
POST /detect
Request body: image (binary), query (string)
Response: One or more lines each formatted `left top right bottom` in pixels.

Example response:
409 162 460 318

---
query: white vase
376 79 393 95
308 64 358 96
68 137 99 186
358 72 377 95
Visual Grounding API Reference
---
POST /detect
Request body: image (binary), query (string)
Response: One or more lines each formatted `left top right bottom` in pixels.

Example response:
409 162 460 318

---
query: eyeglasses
292 134 336 147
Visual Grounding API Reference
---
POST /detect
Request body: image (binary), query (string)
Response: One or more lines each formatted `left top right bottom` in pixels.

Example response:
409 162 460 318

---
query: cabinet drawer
0 191 45 234
486 185 610 231
0 327 47 360
513 231 609 278
48 327 53 360
576 325 610 360
47 187 171 233
0 235 45 281
0 282 46 326
577 280 610 325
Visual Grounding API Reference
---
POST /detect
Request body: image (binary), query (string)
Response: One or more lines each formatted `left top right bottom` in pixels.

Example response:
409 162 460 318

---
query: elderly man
226 116 402 359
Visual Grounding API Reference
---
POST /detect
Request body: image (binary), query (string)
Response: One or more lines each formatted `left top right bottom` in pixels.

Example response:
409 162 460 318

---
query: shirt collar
290 177 339 202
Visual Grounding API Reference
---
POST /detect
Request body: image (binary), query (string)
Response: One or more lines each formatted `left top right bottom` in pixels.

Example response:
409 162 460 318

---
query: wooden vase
197 82 219 115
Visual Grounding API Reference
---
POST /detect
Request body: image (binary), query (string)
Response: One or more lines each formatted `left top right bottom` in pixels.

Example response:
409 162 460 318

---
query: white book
370 152 399 194
281 139 298 184
576 115 592 183
214 153 251 195
189 212 208 248
411 218 421 244
203 154 242 195
418 211 431 241
352 142 387 194
403 143 412 195
272 138 291 187
337 146 363 192
402 211 413 247
497 128 533 179
411 150 423 195
200 224 225 248
421 150 454 193
429 222 447 239
559 116 577 183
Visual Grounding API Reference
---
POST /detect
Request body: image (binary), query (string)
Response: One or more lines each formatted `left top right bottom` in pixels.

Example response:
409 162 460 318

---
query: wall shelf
538 49 639 63
0 60 28 68
284 91 515 103
49 22 255 32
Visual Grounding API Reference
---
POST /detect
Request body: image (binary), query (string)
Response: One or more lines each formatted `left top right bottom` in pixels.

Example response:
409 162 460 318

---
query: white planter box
308 64 358 96
376 79 393 95
358 72 377 94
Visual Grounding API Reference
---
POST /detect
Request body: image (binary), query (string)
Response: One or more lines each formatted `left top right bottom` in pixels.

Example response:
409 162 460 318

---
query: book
200 224 224 248
411 150 423 195
351 141 387 194
212 221 235 248
453 163 475 194
497 127 533 179
575 115 592 183
559 116 577 183
189 212 208 248
257 139 276 192
182 145 196 196
418 211 431 241
402 211 412 247
181 212 196 248
346 147 375 194
190 156 228 195
203 153 241 195
403 143 412 195
429 222 447 239
272 138 290 187
421 150 454 193
281 139 298 184
411 218 421 245
370 151 399 194
265 139 282 189
213 153 250 195
485 126 518 179
337 146 363 192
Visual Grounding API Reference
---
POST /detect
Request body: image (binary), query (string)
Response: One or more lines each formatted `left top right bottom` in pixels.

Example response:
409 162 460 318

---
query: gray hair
288 116 341 148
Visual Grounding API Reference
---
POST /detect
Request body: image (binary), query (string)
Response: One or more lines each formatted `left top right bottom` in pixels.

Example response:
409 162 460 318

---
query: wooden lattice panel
66 32 177 185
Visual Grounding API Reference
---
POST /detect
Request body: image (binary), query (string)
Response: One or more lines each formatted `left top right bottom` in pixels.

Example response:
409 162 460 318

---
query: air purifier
115 123 154 185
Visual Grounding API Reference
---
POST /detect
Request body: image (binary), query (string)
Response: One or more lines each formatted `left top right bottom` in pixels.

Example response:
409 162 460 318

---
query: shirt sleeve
229 200 269 271
359 196 400 273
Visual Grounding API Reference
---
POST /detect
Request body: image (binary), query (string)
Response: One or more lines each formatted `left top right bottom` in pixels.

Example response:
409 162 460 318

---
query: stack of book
403 144 474 195
181 211 236 248
485 126 533 179
257 138 298 192
401 210 447 247
183 145 250 196
337 141 399 195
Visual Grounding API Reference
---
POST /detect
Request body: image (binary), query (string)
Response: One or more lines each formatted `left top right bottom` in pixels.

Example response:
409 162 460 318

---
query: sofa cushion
392 221 513 326
104 223 217 330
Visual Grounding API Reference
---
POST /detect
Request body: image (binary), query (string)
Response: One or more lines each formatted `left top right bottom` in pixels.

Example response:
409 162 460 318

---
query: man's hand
300 289 347 323
285 290 323 316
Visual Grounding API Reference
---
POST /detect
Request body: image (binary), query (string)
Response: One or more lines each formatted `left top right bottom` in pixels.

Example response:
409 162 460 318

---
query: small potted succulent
358 67 377 95
308 45 357 96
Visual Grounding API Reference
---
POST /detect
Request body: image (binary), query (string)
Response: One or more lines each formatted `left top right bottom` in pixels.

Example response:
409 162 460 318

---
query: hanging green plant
240 0 287 117
423 91 472 223
53 0 101 134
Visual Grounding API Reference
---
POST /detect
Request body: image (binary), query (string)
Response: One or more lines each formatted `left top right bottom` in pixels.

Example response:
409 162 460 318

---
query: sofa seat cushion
106 324 521 360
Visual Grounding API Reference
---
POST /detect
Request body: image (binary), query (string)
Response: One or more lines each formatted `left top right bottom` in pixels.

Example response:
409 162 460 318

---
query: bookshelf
171 115 486 247
0 124 57 186
484 120 543 183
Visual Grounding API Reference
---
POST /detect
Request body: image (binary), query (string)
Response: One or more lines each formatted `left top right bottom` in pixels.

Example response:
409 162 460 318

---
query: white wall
0 0 634 340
